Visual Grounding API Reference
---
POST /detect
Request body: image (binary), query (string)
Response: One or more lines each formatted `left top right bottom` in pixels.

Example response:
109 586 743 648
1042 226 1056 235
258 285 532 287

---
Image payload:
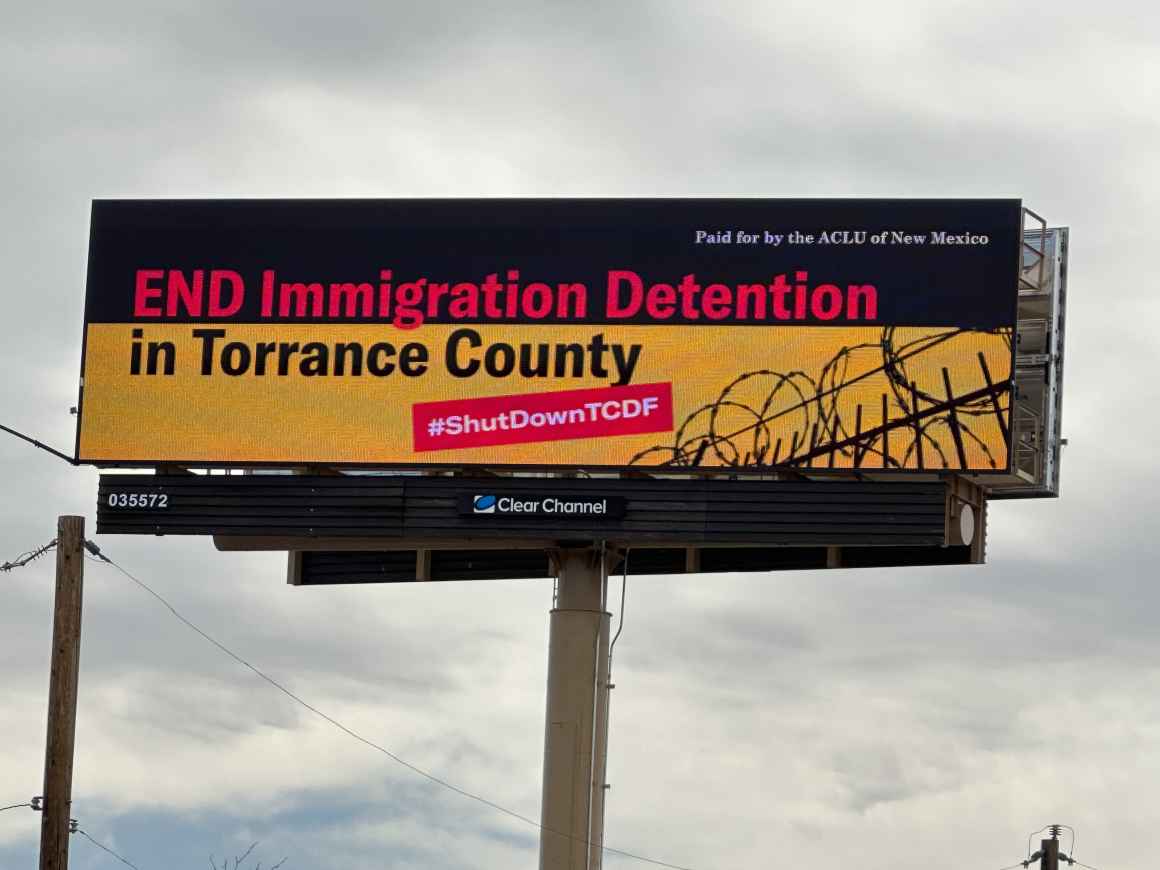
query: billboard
76 199 1019 473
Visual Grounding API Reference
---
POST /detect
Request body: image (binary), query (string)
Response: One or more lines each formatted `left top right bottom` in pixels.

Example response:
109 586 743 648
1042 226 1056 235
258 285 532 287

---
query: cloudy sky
2 1 1159 868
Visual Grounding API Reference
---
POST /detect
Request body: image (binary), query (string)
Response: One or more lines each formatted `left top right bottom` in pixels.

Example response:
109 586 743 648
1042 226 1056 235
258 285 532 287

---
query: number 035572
106 492 169 509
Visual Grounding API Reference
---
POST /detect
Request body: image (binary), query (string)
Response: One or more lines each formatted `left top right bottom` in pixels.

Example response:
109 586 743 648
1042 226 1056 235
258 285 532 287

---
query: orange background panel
77 323 1011 470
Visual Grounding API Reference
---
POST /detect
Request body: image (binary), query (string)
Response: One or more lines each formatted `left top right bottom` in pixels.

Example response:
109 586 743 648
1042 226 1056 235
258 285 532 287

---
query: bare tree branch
234 842 258 869
207 841 285 869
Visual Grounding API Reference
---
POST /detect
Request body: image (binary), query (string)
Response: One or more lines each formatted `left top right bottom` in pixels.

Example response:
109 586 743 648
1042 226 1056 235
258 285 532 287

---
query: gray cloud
3 1 1160 868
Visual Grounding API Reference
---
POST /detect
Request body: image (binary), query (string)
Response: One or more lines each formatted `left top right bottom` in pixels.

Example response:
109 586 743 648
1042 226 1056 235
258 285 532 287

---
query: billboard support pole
539 547 612 870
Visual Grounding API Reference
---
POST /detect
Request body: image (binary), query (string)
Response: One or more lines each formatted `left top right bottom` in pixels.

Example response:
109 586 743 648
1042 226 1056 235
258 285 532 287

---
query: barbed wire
629 326 1011 471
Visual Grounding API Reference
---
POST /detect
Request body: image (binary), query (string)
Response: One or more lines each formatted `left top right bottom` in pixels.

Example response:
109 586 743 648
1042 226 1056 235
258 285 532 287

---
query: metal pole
588 572 611 870
39 516 85 870
539 548 611 870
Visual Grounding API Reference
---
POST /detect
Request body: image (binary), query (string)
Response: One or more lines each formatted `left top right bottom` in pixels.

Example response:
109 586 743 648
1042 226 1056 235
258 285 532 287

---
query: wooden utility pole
39 515 85 870
1039 833 1060 870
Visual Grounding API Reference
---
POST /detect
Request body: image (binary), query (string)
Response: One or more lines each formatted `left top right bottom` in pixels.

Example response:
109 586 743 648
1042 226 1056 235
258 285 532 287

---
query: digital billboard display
76 199 1019 473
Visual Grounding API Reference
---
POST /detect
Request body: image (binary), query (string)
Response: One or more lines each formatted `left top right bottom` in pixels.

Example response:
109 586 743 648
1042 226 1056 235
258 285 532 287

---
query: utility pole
1040 835 1059 870
539 548 612 870
39 516 85 870
1028 826 1065 870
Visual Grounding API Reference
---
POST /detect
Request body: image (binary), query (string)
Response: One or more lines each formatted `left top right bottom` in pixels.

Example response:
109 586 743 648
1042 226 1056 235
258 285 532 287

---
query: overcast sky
2 2 1159 868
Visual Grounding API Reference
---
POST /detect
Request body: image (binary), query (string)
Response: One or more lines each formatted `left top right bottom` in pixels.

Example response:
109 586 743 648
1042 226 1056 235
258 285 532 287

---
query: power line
1058 824 1077 859
75 828 143 869
609 547 628 667
2 800 144 869
84 542 700 870
0 422 77 465
1 539 56 573
1019 825 1100 870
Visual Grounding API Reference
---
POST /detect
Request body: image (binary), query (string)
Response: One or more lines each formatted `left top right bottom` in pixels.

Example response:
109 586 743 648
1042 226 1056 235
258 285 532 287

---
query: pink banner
412 382 674 452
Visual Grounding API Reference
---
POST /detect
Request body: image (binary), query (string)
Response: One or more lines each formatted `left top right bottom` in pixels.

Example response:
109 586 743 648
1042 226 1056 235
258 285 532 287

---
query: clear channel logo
472 494 498 514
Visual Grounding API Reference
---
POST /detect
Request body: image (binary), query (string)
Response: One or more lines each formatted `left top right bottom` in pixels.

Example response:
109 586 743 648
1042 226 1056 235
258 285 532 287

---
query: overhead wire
6 539 1109 870
75 828 143 869
1 801 144 869
609 547 628 668
84 542 701 870
1059 824 1077 859
1 539 56 573
1022 824 1089 870
0 423 77 465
